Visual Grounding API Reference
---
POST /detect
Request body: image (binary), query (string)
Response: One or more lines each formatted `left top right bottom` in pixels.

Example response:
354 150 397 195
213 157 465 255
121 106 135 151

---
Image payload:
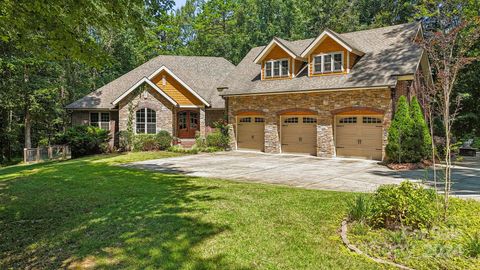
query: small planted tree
410 96 432 160
386 96 413 163
418 2 480 217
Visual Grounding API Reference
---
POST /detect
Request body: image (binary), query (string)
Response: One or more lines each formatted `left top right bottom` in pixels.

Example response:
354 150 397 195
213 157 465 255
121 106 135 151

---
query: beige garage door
335 115 383 160
237 116 265 151
281 116 317 155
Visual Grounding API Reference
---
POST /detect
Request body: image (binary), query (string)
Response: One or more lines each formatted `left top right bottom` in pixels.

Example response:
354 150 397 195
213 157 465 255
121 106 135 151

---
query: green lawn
0 152 383 269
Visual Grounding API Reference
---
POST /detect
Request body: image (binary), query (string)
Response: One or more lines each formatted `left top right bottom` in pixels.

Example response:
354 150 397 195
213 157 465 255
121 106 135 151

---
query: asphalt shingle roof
220 22 423 96
66 55 235 109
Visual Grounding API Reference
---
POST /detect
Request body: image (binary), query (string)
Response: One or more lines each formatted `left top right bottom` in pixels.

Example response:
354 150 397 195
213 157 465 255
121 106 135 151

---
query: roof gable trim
300 29 364 58
253 38 303 64
112 77 178 106
147 65 211 107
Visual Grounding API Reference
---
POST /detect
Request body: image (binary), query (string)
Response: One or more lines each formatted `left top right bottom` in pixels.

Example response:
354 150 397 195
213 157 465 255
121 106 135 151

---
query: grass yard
0 152 383 269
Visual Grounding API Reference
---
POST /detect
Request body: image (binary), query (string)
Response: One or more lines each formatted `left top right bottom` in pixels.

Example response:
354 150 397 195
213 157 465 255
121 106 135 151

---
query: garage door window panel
303 117 317 123
339 117 357 124
284 117 298 124
362 117 382 124
239 117 251 123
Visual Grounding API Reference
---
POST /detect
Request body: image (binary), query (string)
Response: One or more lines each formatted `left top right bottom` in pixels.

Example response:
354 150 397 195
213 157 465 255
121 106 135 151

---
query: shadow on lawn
0 158 245 269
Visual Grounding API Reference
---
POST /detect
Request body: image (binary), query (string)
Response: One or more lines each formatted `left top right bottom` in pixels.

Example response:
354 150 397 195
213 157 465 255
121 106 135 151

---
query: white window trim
135 108 157 134
312 52 344 74
89 112 110 130
264 58 290 78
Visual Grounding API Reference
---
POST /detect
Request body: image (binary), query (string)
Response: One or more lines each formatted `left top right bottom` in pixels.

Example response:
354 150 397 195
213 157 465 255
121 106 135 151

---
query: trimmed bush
386 96 413 162
368 181 438 230
133 131 172 151
206 131 229 149
386 95 432 163
62 126 110 158
156 130 173 150
410 96 432 160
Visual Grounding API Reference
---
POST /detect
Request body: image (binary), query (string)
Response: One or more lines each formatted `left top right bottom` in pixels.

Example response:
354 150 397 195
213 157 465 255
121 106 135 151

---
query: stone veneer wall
118 88 175 135
205 109 225 127
227 88 393 158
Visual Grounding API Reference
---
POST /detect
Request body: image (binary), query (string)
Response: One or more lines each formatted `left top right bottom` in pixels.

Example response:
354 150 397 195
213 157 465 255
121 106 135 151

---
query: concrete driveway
126 151 480 198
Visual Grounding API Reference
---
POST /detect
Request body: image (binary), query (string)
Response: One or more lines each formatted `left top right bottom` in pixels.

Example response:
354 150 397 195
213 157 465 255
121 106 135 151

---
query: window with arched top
136 108 156 134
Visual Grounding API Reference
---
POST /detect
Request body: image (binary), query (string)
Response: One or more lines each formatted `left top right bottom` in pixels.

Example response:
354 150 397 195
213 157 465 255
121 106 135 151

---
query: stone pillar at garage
264 114 280 153
317 116 335 157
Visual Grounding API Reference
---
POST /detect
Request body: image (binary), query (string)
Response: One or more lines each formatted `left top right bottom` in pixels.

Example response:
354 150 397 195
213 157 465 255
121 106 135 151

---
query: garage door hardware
357 139 362 144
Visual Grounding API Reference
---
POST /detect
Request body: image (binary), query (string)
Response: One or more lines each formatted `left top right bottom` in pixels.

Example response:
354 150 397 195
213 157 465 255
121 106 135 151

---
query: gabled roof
253 37 305 64
300 28 364 57
66 55 235 109
146 65 210 106
111 77 178 106
219 22 423 96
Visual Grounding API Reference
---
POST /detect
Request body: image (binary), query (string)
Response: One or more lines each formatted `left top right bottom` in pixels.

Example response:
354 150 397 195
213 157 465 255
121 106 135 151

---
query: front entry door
178 110 199 138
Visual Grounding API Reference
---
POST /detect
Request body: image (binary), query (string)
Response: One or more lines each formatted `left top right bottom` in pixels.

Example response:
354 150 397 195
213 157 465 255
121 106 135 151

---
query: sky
174 0 187 9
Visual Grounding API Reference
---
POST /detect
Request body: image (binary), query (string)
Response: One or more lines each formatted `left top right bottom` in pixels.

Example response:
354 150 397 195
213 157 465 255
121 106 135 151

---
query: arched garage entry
332 107 384 160
235 111 265 151
278 109 318 156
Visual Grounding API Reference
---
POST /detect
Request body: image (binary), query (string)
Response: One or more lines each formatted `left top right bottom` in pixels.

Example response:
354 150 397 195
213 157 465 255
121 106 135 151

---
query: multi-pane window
265 62 272 77
303 117 317 123
190 112 198 129
363 117 382 124
136 108 156 134
255 117 265 123
239 117 251 123
313 52 343 73
264 59 289 78
90 112 110 130
339 117 357 124
284 117 299 123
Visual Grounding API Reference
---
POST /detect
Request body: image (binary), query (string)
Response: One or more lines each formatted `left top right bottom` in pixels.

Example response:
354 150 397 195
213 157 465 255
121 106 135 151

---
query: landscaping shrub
386 95 432 163
133 131 172 151
410 96 432 160
156 130 173 150
62 126 110 158
195 135 207 148
348 195 370 222
118 130 134 151
368 181 439 230
464 232 480 258
206 131 229 149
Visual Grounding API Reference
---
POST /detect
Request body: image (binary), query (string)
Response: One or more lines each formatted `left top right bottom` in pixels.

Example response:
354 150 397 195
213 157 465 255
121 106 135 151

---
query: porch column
199 108 206 137
317 116 335 157
109 119 116 150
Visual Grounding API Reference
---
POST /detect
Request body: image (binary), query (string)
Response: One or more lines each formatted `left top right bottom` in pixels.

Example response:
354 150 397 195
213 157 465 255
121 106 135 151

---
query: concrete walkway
125 151 480 199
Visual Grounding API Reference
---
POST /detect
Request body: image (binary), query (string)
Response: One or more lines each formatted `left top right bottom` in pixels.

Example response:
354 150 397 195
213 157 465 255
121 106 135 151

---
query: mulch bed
381 160 433 171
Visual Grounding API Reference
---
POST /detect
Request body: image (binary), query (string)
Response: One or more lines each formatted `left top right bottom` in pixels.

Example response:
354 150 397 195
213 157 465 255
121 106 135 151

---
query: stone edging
340 219 414 270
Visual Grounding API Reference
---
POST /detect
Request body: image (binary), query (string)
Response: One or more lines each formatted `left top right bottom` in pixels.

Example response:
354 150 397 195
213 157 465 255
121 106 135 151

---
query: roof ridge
256 22 419 47
339 22 419 36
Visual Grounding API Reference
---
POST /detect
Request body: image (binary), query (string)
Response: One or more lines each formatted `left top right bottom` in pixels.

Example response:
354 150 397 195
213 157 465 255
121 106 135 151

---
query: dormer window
313 52 343 74
265 59 289 78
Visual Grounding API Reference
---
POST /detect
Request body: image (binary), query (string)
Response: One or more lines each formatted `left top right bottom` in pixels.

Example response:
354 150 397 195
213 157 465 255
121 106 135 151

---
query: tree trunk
24 64 31 149
443 93 451 221
24 110 32 148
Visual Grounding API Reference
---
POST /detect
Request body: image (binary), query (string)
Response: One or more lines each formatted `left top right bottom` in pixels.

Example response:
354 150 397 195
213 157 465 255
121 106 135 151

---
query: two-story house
67 22 430 160
218 22 431 160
